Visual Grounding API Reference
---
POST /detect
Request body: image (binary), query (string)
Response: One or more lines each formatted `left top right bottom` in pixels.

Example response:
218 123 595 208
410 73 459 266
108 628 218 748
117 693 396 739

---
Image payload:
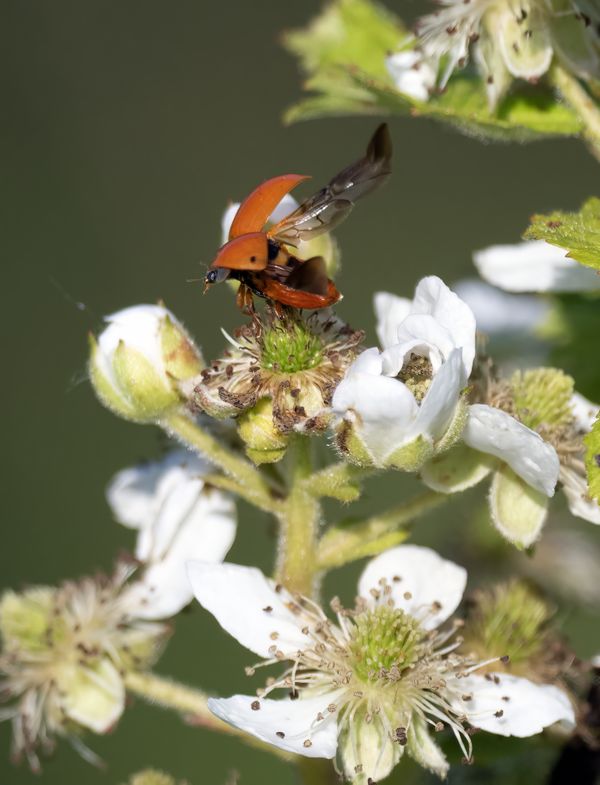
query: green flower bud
89 304 203 423
237 398 289 464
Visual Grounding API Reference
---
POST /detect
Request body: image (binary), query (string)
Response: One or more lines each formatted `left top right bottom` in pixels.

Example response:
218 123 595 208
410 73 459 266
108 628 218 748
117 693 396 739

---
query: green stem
162 411 281 514
550 64 600 162
317 490 447 570
125 671 293 762
304 462 372 502
275 436 321 597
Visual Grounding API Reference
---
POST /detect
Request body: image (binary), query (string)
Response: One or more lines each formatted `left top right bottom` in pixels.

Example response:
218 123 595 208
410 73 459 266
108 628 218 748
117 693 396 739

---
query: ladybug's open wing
269 123 392 246
229 174 310 239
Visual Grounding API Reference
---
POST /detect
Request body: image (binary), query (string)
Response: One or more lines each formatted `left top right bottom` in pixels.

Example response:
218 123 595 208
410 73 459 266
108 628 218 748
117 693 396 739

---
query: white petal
474 240 600 293
386 50 437 102
125 490 237 619
221 194 299 244
560 466 600 525
570 392 599 433
374 291 412 350
454 673 574 737
410 276 476 377
453 279 549 335
97 305 174 392
187 562 309 657
358 545 467 630
208 693 340 758
384 315 452 376
415 348 463 442
463 405 559 496
332 351 419 461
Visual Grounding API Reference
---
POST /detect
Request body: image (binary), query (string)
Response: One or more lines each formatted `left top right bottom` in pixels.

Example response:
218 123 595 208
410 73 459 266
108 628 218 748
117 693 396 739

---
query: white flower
474 240 600 293
107 450 237 619
0 450 236 770
188 545 574 782
417 0 600 108
386 49 437 101
331 276 475 470
89 304 203 422
423 370 599 546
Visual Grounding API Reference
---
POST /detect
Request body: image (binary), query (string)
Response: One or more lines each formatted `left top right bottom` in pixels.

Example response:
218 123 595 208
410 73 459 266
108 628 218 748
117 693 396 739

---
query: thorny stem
550 64 600 162
317 490 448 570
275 436 321 597
162 411 281 514
125 671 293 762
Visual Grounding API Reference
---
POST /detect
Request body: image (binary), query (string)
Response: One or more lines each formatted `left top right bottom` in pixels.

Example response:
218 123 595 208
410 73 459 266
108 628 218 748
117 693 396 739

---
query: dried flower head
0 569 169 771
191 309 363 461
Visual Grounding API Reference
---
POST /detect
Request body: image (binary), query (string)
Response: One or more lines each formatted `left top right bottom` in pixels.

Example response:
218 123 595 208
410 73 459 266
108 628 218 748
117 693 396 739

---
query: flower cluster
387 0 600 108
0 451 236 769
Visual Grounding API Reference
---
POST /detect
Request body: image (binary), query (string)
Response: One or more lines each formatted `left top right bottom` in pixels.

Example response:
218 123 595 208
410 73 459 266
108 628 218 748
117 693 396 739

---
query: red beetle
204 124 392 312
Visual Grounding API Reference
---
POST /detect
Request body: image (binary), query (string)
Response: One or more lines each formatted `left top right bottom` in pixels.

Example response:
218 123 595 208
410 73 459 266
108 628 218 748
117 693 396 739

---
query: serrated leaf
584 413 600 502
540 294 600 401
524 197 600 270
283 0 583 142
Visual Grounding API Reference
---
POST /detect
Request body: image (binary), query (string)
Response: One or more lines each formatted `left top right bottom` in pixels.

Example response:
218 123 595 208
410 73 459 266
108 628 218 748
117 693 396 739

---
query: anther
251 701 260 711
276 731 285 738
303 739 312 748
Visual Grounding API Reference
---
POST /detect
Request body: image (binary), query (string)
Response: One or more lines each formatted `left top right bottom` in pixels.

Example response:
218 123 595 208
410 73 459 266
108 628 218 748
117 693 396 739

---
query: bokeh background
2 1 599 783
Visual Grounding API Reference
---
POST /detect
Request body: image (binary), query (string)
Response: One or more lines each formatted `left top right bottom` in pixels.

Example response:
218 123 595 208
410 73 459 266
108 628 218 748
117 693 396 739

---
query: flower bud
237 398 289 464
89 305 203 423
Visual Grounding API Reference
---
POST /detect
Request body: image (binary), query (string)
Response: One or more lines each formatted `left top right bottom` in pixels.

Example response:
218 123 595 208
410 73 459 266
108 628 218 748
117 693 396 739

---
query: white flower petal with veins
187 562 310 658
208 693 340 758
474 240 600 293
464 404 559 496
454 673 574 737
358 545 467 630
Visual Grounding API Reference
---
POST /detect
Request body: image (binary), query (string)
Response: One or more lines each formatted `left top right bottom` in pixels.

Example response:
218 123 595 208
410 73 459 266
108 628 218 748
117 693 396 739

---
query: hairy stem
550 64 600 162
162 411 281 513
275 436 321 597
317 490 447 570
304 461 372 502
125 671 293 762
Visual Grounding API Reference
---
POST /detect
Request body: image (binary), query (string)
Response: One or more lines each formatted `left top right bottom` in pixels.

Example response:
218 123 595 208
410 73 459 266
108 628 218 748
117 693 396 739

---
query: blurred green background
2 1 599 783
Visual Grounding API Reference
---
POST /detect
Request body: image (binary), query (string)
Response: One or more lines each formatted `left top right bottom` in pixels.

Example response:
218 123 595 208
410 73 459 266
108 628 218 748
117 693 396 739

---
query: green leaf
283 0 583 141
284 0 581 141
584 413 600 502
284 0 405 80
524 197 600 270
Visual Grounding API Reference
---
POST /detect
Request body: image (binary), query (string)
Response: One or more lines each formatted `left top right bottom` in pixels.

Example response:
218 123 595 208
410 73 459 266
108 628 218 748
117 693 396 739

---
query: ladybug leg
236 283 255 316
